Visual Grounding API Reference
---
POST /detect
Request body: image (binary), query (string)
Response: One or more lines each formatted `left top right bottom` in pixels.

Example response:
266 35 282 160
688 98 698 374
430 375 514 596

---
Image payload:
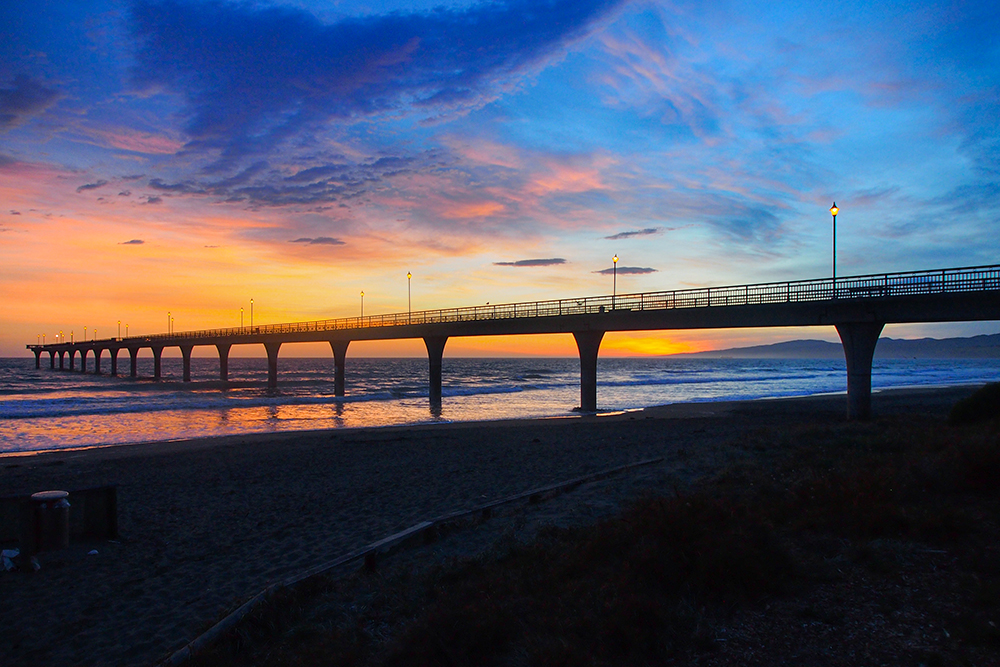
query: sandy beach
0 386 980 666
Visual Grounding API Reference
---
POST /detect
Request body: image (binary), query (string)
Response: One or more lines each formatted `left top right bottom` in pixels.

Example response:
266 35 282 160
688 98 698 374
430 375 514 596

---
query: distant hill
677 333 1000 359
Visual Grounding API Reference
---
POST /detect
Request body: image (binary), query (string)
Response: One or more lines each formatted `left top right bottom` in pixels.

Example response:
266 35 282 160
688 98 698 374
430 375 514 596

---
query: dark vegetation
192 404 1000 666
950 382 1000 425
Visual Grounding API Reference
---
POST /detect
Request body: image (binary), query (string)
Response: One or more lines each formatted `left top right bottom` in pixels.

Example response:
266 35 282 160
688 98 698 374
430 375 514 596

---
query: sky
2 0 998 358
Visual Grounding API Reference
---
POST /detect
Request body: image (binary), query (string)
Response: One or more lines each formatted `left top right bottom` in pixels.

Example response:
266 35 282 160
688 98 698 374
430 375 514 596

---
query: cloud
604 227 661 240
0 75 62 130
148 178 205 194
119 190 131 196
129 0 622 165
143 195 162 204
594 266 657 275
9 210 20 215
290 236 345 245
494 258 567 267
119 239 144 245
76 180 108 193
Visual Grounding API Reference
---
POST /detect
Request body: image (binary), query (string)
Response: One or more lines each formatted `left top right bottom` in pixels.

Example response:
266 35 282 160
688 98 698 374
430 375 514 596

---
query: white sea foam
2 356 998 454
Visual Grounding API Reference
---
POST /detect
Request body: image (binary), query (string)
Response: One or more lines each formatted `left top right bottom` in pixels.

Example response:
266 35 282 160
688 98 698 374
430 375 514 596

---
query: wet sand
0 386 978 666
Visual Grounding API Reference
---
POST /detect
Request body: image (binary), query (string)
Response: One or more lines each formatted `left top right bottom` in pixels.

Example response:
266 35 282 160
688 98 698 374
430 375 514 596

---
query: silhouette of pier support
151 346 163 379
217 344 231 382
110 348 118 376
424 336 448 409
574 330 605 412
836 321 885 421
79 349 88 374
330 340 350 396
34 349 41 369
69 350 76 370
58 351 65 369
129 348 139 377
265 342 282 389
48 351 55 369
180 345 193 382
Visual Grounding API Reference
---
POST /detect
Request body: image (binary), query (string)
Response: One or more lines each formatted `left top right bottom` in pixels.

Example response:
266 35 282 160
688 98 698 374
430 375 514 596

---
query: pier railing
75 264 1000 344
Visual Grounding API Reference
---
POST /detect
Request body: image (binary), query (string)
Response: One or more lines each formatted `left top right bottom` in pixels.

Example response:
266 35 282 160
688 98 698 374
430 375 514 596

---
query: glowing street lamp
125 324 128 337
118 320 121 339
612 254 618 309
84 326 87 341
241 307 244 331
407 272 412 322
167 312 170 334
830 202 839 296
360 291 365 319
250 299 254 329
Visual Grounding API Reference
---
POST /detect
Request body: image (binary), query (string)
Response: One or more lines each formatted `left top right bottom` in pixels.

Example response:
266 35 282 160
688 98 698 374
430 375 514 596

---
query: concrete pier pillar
573 330 605 412
216 344 231 382
330 340 350 397
79 349 88 373
34 349 41 369
49 351 56 370
129 348 139 378
110 348 118 376
423 336 448 409
151 346 163 379
58 351 65 370
181 345 193 382
836 321 885 421
265 342 281 389
69 350 76 370
93 348 103 375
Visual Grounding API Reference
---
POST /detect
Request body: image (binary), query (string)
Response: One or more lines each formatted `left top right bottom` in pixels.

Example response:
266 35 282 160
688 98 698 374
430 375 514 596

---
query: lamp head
613 255 618 264
830 202 839 217
407 272 411 279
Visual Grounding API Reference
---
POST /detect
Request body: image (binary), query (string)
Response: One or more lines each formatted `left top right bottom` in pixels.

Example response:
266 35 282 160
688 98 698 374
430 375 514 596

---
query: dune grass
191 409 1000 667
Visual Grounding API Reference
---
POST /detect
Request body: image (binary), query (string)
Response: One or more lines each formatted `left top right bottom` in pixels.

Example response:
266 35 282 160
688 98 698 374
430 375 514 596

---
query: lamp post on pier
250 299 254 329
612 254 618 309
118 320 121 339
241 307 244 331
360 291 364 319
830 202 838 297
407 272 412 323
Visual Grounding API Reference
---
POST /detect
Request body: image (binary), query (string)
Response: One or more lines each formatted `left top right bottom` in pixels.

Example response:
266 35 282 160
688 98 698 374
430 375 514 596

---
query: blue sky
1 0 998 356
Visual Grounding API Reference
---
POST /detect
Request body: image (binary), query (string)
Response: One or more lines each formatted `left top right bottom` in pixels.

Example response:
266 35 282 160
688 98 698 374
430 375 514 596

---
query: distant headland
675 333 1000 359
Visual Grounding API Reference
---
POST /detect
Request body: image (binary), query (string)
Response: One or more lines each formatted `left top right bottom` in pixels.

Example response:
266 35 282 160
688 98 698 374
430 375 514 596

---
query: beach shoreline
0 382 979 462
0 384 983 666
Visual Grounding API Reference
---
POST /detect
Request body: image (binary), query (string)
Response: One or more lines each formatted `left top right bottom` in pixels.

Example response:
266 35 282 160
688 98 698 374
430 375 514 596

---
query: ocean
2 355 998 455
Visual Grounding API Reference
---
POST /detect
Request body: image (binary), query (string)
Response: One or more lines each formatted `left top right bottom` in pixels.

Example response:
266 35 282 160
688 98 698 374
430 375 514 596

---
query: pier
27 264 1000 419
